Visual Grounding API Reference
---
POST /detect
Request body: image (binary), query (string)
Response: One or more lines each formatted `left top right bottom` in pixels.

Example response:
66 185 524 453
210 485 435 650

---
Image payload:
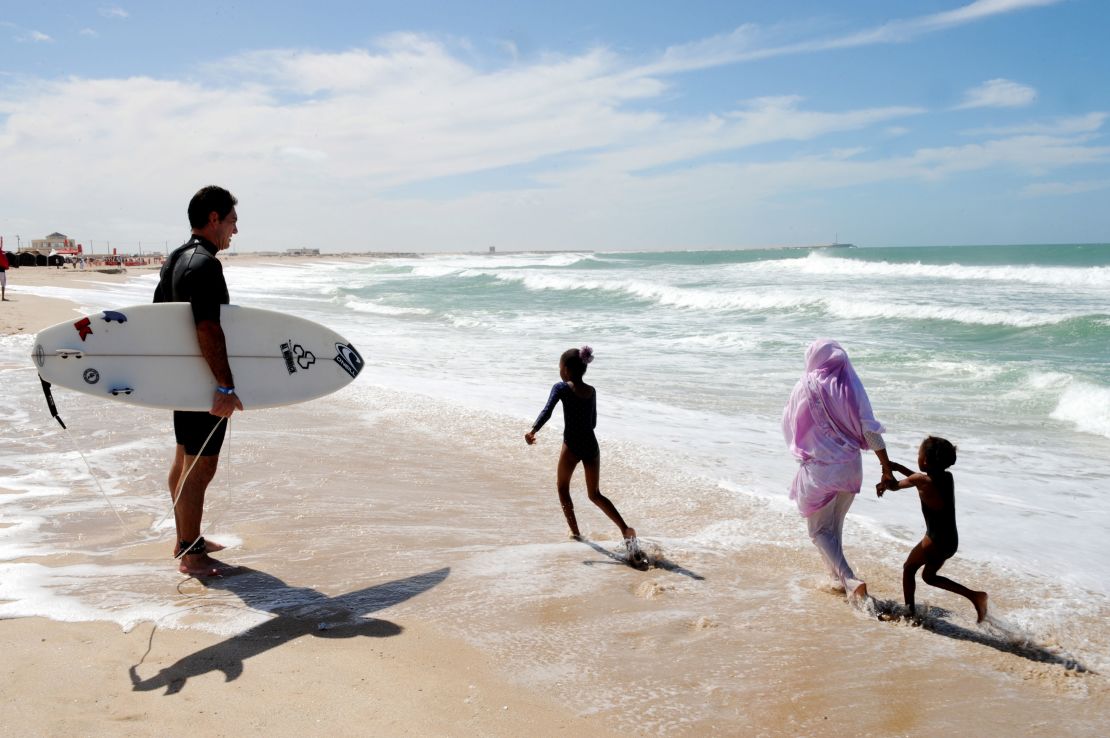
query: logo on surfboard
83 368 100 384
101 310 128 324
280 340 316 374
34 344 45 368
334 343 363 378
74 317 93 341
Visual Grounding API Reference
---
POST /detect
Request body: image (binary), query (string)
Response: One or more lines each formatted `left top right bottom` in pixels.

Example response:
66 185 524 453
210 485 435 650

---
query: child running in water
878 436 989 622
525 346 647 566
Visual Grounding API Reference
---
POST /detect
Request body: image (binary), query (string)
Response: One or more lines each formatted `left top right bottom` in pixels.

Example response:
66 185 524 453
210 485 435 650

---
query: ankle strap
179 537 207 557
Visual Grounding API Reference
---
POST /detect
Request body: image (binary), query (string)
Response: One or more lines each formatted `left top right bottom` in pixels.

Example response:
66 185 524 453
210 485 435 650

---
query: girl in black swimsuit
525 346 646 565
878 436 989 622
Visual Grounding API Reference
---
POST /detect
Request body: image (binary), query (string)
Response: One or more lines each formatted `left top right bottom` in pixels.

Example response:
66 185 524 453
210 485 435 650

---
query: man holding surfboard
154 186 244 577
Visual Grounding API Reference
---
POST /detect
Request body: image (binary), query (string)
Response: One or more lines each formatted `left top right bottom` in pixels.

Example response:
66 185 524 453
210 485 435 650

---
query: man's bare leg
167 445 230 576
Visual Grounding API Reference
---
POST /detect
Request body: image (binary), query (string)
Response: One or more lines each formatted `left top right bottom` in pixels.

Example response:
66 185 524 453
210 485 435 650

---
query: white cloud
25 30 53 43
957 78 1037 109
80 28 99 38
0 14 1103 252
497 39 519 61
964 112 1107 136
277 146 328 162
1020 180 1110 197
98 6 129 19
645 0 1064 75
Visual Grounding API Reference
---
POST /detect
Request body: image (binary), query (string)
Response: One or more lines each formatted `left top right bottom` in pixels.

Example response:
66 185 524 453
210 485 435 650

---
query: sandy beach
1 260 1107 737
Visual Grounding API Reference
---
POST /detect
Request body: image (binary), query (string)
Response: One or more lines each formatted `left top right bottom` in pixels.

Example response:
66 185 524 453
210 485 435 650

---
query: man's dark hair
188 186 238 229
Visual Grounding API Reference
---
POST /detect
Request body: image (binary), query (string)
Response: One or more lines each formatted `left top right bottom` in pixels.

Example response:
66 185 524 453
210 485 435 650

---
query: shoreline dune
1 264 1107 736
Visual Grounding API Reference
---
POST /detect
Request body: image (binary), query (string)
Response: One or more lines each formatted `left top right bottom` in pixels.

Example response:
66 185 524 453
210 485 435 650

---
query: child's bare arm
889 461 915 477
877 471 928 497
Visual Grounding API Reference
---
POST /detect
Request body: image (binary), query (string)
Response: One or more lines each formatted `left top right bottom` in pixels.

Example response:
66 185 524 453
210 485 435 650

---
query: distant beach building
489 246 496 254
285 248 320 256
30 232 76 252
14 231 82 266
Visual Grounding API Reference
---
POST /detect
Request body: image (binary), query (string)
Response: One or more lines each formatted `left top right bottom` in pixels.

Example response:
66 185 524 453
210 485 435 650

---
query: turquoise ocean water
238 242 1110 594
3 242 1109 624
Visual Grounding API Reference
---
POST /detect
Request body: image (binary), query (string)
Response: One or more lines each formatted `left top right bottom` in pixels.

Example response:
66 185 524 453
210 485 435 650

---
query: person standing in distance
0 248 9 301
153 185 243 577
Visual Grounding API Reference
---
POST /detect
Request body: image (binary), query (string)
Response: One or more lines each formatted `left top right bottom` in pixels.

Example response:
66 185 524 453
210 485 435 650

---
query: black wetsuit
922 472 958 560
531 381 599 462
154 235 230 456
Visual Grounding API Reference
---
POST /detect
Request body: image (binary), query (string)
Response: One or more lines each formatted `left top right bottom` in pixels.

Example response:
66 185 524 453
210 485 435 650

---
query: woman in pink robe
782 339 895 601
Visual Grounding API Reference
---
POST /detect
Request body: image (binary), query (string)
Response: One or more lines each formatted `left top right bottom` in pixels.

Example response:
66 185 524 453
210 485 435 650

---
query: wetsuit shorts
174 410 228 457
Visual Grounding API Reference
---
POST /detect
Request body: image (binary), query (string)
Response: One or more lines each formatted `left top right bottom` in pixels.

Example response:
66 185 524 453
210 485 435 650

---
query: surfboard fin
38 375 67 429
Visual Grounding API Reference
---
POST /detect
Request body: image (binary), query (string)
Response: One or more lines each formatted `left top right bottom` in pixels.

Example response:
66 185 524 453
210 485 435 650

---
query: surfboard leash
36 374 130 531
38 375 66 429
36 375 233 558
169 417 232 565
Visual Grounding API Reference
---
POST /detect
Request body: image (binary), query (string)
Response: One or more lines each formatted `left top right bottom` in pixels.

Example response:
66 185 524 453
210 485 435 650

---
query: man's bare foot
178 553 236 578
972 591 989 623
567 531 582 541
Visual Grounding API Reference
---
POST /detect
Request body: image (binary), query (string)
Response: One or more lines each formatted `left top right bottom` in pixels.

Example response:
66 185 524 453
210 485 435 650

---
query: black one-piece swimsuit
531 381 599 462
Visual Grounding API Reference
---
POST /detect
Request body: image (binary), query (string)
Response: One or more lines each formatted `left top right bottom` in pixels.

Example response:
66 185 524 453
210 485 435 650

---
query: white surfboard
32 304 364 410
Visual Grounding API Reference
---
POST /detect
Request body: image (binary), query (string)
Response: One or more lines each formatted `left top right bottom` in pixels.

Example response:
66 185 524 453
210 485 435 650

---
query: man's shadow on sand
130 566 450 694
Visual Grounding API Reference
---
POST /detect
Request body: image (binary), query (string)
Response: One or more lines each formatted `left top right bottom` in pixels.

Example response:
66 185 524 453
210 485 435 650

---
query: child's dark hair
920 436 957 472
560 345 594 380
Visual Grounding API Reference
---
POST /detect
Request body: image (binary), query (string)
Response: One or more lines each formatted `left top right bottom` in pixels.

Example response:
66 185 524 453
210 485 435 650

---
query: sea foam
1051 380 1110 439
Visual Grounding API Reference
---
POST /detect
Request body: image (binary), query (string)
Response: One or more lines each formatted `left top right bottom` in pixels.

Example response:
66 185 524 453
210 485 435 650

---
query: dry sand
1 261 1107 736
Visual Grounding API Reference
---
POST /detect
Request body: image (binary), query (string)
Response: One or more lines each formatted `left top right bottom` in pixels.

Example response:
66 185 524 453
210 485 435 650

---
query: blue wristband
216 385 236 395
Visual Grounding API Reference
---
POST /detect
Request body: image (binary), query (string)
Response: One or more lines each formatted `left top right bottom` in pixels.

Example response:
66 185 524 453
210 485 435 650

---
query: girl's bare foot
623 532 648 568
972 591 989 623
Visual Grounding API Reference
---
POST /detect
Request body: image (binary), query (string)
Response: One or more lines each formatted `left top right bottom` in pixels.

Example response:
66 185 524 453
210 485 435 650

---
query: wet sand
1 265 1106 736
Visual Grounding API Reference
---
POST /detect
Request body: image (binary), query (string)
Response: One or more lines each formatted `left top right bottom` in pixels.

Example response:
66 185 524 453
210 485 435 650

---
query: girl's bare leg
581 455 634 539
556 444 581 538
921 557 989 622
902 541 928 616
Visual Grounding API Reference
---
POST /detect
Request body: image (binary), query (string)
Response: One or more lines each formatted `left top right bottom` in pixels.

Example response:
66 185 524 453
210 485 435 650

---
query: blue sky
1 0 1108 252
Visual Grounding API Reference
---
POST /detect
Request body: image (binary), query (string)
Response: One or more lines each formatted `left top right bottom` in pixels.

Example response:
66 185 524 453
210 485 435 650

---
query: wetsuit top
531 381 599 460
921 471 958 554
153 235 229 324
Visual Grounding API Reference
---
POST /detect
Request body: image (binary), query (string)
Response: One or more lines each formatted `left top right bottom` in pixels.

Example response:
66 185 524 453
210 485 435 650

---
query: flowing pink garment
782 339 884 516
